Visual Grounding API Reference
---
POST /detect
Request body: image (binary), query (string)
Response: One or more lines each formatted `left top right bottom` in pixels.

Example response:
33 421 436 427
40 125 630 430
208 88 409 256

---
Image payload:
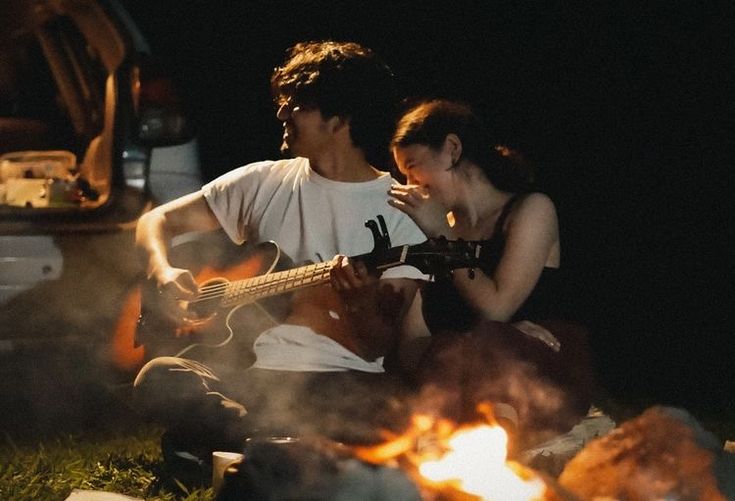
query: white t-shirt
201 157 427 371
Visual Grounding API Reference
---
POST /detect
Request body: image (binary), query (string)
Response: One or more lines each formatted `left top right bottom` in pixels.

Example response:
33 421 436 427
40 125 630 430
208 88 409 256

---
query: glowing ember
354 404 547 501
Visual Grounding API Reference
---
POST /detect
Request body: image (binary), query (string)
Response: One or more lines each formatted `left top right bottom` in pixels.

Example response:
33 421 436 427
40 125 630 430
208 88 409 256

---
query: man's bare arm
135 191 221 299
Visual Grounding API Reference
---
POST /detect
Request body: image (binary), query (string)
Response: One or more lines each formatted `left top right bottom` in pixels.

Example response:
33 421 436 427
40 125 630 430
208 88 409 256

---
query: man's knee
134 356 181 386
132 356 207 420
134 357 186 401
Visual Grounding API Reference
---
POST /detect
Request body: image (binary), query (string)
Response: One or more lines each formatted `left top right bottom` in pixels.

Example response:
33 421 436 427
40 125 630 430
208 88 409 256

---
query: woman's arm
389 186 559 322
451 193 560 321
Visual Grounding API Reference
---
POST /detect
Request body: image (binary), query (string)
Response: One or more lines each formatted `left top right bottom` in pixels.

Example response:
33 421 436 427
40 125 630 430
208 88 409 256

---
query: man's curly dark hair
271 41 398 168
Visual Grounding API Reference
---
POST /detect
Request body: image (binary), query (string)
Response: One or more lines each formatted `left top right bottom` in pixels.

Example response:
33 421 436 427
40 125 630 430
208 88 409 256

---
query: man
132 41 427 468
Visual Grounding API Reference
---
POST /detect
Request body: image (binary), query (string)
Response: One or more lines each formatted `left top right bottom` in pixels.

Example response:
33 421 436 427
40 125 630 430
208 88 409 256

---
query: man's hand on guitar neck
329 254 379 302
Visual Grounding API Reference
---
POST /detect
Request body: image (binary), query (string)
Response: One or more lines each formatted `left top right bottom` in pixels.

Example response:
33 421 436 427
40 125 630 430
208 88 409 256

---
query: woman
388 99 594 446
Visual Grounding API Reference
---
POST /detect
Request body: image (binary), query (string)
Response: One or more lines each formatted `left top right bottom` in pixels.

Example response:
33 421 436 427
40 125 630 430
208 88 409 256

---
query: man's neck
309 145 382 182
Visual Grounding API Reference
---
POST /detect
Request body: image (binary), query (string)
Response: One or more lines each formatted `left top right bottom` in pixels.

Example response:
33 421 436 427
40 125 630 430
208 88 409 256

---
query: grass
0 350 215 501
0 424 214 501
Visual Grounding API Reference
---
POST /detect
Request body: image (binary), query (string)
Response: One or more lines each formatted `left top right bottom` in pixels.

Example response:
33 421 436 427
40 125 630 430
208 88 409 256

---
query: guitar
110 219 486 370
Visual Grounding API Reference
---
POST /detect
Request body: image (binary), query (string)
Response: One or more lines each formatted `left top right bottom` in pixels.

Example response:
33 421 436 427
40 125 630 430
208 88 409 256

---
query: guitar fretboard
220 261 333 307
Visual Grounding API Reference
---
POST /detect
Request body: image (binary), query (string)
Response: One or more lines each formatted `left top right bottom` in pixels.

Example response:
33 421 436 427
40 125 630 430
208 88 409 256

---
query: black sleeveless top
422 193 566 335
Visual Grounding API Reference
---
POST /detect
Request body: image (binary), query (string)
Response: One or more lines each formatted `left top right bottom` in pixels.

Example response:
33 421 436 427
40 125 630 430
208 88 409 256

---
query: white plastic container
0 150 76 181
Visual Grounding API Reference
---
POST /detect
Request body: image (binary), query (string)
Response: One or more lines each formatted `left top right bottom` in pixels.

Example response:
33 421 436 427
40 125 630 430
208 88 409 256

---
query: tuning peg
435 268 453 281
468 268 475 280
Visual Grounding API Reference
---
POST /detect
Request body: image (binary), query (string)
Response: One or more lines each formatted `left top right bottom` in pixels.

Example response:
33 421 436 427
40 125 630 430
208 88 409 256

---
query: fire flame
354 404 546 500
418 423 545 500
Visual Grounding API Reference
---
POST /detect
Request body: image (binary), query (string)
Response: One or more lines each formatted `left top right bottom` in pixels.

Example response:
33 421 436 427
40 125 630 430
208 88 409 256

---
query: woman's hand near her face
388 184 454 239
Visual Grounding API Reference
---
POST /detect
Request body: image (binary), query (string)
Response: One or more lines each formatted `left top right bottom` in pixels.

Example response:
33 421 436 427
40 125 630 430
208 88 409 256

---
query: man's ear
444 133 463 164
329 115 351 134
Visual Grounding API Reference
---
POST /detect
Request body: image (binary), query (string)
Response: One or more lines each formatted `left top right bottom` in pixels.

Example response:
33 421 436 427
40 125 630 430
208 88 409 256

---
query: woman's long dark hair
391 99 535 192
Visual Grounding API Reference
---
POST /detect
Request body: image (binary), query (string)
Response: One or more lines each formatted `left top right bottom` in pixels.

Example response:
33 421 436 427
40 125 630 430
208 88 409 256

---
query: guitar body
111 232 293 372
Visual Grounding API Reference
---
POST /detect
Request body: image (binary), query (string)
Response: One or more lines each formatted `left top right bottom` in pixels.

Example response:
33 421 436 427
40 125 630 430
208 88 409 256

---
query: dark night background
123 1 733 413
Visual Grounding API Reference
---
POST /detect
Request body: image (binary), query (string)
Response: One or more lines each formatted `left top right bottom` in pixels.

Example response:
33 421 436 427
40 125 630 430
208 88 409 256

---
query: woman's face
392 141 457 205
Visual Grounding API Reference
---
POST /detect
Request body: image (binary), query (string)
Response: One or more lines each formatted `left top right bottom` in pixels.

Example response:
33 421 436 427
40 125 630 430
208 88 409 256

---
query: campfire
216 404 734 500
353 403 553 501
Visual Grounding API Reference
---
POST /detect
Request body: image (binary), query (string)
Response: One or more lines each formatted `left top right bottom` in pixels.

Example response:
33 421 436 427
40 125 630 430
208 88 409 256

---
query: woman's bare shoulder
510 192 558 222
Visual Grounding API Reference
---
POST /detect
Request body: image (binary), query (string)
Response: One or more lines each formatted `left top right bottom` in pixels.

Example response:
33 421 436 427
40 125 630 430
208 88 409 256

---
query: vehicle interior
0 0 127 212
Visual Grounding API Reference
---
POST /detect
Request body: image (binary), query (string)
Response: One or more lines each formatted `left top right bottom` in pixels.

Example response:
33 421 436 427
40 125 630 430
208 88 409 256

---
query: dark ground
2 1 733 440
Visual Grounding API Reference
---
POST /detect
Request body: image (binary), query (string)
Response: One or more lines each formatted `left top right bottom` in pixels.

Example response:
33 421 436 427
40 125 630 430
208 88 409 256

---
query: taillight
133 61 193 147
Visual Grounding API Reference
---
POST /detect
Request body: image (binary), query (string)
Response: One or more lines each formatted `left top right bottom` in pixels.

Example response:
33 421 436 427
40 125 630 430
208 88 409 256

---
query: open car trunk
0 0 148 230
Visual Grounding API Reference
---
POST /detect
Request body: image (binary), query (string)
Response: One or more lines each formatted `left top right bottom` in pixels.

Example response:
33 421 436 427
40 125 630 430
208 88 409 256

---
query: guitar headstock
365 215 391 252
358 218 485 278
395 236 485 277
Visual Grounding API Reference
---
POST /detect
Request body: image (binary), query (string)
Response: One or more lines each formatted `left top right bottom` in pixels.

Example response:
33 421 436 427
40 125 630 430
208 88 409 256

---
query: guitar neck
219 245 408 307
190 237 486 311
221 261 332 307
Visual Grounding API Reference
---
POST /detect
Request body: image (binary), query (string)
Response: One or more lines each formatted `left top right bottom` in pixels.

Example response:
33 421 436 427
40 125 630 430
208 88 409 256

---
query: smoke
411 321 590 448
201 319 593 454
0 230 144 437
219 367 415 447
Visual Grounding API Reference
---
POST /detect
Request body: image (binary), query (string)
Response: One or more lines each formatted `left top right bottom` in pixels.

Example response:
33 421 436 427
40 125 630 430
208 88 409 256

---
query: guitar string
194 263 332 298
190 263 332 303
195 263 330 295
194 262 332 294
229 267 333 300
